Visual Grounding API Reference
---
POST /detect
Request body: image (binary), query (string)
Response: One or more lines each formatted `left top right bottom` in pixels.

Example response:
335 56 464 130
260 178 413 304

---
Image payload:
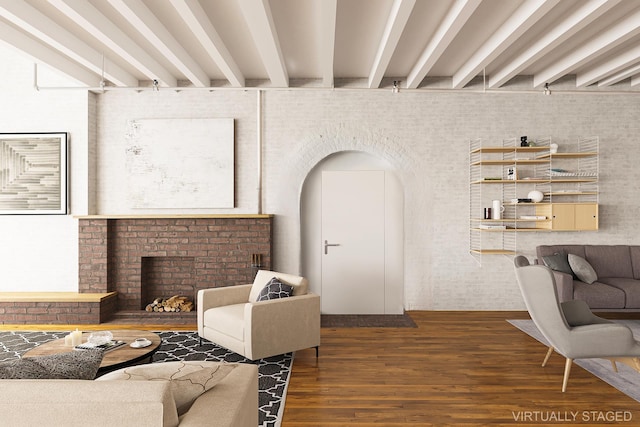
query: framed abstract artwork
0 132 68 214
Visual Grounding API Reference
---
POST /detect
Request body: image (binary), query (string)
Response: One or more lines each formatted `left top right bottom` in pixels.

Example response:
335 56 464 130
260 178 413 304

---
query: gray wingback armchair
514 255 640 392
197 270 320 360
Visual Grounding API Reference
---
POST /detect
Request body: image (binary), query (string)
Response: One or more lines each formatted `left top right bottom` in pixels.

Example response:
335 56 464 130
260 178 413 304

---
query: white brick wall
4 42 640 308
258 90 640 309
0 47 88 292
97 89 640 310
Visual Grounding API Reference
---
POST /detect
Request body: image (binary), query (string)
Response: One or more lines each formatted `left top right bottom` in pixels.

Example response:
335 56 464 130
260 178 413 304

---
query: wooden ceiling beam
0 0 136 87
406 0 481 89
169 0 244 87
453 0 560 89
598 63 640 87
0 19 100 87
577 44 640 87
238 0 288 87
319 0 337 88
108 0 209 87
368 0 415 89
533 6 640 88
50 0 177 87
489 0 618 88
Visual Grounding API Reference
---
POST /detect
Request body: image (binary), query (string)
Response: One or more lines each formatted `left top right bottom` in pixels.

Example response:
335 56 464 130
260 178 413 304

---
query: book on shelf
75 340 126 352
519 215 547 220
479 224 507 230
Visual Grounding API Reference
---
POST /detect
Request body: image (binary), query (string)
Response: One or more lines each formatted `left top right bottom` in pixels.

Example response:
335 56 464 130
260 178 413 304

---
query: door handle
324 240 340 255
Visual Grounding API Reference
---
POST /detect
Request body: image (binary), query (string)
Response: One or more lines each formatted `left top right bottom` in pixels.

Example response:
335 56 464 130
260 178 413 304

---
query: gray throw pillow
257 277 294 301
568 254 598 284
541 252 574 276
0 349 104 380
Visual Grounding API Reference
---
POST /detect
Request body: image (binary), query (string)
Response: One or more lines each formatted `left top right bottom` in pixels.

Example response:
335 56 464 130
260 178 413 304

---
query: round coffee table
23 330 161 374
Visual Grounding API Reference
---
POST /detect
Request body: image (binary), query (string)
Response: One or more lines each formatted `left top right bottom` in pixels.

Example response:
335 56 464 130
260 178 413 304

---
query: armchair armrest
551 271 574 303
567 323 640 359
197 285 252 336
244 293 321 360
198 284 252 310
561 299 610 326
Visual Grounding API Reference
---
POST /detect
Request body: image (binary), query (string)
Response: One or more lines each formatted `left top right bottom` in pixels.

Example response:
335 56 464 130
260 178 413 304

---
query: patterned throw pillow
0 349 104 380
256 277 294 301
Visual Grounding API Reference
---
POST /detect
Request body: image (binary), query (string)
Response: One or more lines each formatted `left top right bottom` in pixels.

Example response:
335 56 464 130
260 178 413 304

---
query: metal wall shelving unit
469 136 598 265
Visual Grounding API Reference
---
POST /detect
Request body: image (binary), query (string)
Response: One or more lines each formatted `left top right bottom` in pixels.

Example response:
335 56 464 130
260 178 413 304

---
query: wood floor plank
284 311 640 426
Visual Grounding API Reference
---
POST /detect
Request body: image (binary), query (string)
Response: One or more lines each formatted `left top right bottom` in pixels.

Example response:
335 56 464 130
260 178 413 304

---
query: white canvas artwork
125 118 234 208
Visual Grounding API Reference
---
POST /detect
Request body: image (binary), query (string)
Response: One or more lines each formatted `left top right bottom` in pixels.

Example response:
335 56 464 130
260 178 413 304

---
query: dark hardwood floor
285 311 640 426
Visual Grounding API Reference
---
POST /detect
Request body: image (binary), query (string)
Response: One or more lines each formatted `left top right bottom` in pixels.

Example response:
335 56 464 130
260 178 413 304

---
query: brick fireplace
78 215 273 320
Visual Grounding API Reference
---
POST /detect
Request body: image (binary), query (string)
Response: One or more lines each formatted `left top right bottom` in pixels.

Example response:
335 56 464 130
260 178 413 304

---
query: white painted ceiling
1 0 640 92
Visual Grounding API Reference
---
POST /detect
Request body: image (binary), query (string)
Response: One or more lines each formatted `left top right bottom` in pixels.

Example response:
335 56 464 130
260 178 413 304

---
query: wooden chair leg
562 358 573 392
608 357 640 373
542 346 554 367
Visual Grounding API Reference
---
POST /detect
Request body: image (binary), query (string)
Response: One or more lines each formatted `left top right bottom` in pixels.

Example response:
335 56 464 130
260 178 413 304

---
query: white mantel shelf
74 214 273 219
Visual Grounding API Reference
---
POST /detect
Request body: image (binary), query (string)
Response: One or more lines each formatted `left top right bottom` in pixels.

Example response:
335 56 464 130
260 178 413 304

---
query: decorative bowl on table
87 331 113 345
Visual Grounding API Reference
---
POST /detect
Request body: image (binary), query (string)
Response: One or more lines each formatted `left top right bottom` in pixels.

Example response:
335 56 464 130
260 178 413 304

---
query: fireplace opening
141 256 196 311
145 295 194 312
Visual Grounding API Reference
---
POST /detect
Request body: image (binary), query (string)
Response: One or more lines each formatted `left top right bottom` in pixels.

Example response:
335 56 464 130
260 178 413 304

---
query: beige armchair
197 270 320 360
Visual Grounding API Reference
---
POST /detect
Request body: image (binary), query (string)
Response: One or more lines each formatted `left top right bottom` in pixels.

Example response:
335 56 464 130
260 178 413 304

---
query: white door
321 171 385 314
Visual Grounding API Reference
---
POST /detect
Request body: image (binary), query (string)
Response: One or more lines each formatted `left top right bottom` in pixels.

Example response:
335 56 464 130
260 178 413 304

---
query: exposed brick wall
78 216 273 311
78 220 110 293
0 296 117 325
99 293 118 323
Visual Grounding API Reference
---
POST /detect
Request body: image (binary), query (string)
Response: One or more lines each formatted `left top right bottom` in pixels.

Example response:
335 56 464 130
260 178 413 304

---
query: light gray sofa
536 244 640 310
0 361 258 427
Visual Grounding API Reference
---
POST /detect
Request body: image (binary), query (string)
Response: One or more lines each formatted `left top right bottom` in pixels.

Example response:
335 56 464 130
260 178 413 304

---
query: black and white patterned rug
0 331 292 427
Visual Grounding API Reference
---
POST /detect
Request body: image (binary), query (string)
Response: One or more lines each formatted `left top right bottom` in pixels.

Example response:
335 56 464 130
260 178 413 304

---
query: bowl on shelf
527 190 544 203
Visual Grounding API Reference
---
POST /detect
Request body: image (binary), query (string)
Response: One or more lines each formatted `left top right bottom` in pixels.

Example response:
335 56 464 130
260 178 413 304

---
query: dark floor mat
321 313 417 328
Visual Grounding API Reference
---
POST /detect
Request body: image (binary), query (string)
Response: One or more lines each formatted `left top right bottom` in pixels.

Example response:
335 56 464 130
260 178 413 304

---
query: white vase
492 200 504 219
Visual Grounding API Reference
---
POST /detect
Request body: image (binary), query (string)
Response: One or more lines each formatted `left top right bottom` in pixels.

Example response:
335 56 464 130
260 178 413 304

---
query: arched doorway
300 151 404 314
